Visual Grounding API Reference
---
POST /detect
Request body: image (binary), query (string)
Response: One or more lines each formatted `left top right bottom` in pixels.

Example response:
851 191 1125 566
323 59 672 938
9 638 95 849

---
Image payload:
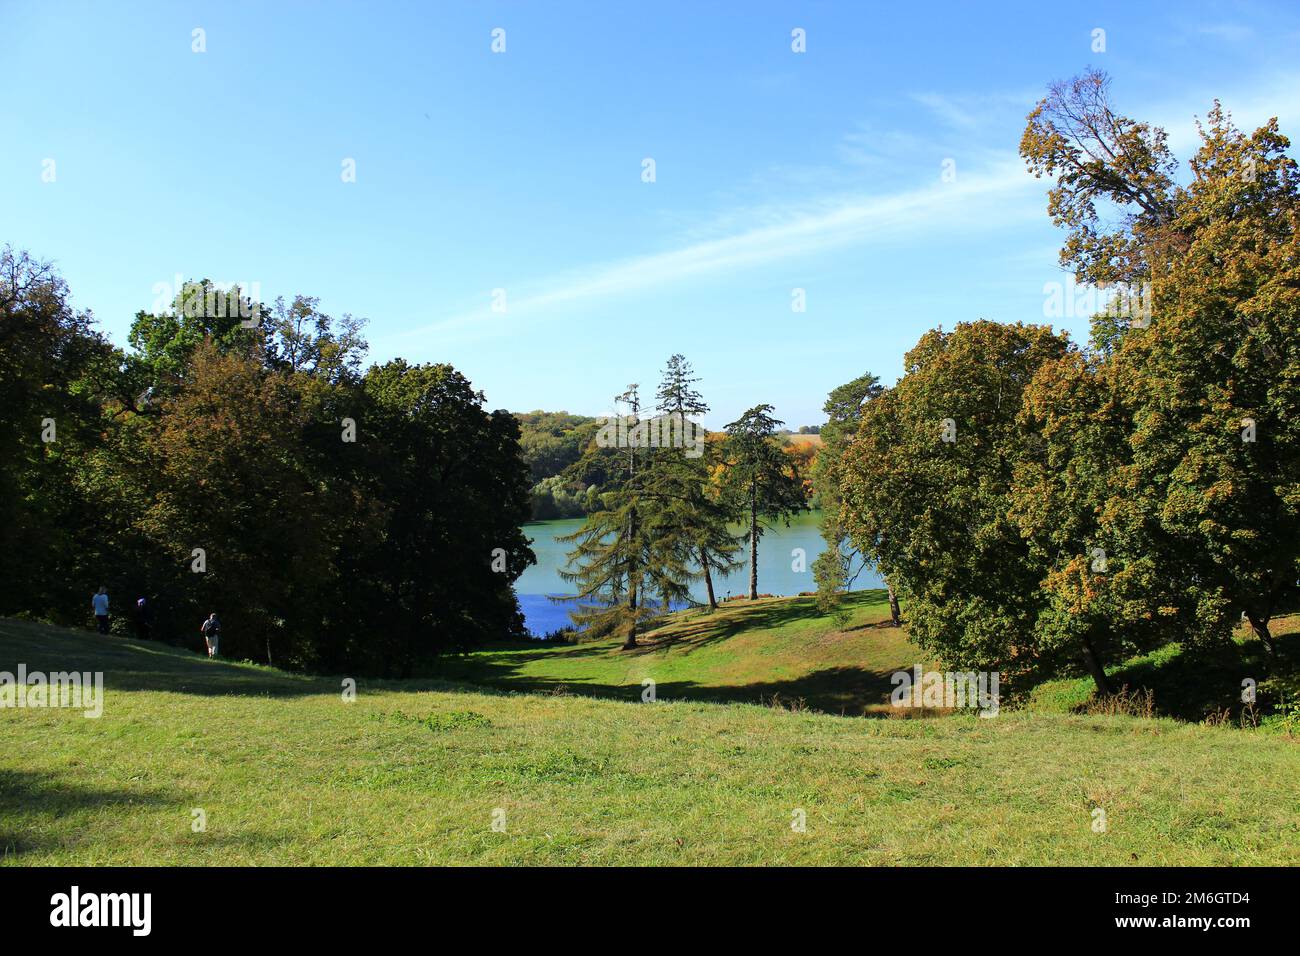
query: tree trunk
748 494 758 600
1246 613 1276 656
624 589 638 649
701 548 717 609
625 503 639 649
887 580 901 627
1080 633 1110 696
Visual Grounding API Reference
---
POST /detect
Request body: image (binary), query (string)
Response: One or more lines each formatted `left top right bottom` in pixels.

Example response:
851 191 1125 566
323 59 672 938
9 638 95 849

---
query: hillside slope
454 591 1300 724
438 590 920 714
2 614 1298 865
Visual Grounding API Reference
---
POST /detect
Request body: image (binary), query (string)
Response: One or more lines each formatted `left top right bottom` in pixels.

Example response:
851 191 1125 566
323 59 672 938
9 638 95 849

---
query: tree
652 354 741 610
263 294 368 383
654 353 708 419
136 342 336 666
811 373 892 620
0 247 119 619
1022 71 1300 661
838 322 1072 685
514 410 601 483
358 359 535 672
128 279 265 388
559 386 689 647
1 250 537 674
722 405 805 600
1020 67 1179 288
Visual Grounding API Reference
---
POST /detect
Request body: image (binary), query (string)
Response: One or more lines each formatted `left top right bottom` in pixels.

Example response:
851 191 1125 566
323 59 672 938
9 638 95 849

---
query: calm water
515 510 882 635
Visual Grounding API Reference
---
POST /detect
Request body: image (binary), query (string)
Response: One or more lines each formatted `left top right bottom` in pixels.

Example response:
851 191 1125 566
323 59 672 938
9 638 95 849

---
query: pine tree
722 405 806 600
558 385 693 647
652 354 742 610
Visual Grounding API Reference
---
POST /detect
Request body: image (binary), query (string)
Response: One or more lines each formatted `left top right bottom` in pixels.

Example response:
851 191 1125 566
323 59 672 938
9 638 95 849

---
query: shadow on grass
426 590 906 715
1017 623 1300 722
0 618 476 699
635 596 841 654
433 660 907 717
4 591 903 714
0 768 178 859
1099 629 1300 722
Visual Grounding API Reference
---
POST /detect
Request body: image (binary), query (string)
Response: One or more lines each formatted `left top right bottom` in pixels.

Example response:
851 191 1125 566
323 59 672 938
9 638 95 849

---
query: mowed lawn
2 607 1299 866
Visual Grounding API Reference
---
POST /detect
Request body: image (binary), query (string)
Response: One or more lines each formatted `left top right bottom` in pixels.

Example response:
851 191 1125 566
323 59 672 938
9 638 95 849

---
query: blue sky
5 1 1300 428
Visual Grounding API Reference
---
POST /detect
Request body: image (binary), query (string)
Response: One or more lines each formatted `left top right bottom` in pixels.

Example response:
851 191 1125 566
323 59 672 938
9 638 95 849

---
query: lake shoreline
516 510 882 635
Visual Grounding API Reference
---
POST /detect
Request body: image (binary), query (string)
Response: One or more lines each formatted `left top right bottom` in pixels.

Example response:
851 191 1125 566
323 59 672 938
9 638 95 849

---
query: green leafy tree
358 359 535 672
812 373 892 620
128 279 265 388
513 410 601 485
263 294 368 383
0 247 120 619
838 322 1071 684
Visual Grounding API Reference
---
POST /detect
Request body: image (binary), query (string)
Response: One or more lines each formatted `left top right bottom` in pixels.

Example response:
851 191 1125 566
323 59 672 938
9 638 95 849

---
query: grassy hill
435 590 921 715
3 599 1299 865
440 591 1300 723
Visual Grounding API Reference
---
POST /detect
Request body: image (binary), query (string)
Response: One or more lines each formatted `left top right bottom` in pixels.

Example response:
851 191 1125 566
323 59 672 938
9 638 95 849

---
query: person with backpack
200 612 221 658
91 586 110 634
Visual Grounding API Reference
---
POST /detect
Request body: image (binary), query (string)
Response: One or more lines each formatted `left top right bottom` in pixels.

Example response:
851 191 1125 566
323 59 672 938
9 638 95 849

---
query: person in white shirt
92 587 110 634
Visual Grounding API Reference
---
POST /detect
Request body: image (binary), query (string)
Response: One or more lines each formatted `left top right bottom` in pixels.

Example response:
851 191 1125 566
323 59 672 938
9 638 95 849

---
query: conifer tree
722 405 806 600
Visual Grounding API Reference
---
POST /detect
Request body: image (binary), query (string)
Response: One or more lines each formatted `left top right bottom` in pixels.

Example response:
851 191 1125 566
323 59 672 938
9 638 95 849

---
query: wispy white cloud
1146 70 1300 154
379 157 1041 346
909 91 1038 130
1195 22 1255 43
375 71 1300 353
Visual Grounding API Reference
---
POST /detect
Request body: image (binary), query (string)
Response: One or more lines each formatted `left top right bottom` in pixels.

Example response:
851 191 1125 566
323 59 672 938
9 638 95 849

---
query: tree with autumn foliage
1018 69 1300 668
0 253 536 673
136 342 339 665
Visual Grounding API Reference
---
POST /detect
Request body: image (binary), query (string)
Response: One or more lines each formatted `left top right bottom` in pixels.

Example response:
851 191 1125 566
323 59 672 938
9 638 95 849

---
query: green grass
1029 615 1300 725
3 604 1299 865
435 590 922 715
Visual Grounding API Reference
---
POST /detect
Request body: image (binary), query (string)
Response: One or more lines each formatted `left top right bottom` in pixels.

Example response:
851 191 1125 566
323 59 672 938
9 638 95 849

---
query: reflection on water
515 510 881 636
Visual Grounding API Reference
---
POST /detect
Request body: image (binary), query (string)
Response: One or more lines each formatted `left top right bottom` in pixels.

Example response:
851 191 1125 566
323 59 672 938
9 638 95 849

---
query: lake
515 509 882 635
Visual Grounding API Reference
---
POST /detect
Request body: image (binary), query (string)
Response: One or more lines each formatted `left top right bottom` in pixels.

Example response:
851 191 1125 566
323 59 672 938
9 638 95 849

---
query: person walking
200 612 221 658
136 597 153 641
92 586 110 634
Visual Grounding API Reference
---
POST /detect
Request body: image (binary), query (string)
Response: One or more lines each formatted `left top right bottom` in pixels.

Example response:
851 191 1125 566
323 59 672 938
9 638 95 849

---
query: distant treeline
515 410 820 520
0 253 533 676
513 410 602 519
